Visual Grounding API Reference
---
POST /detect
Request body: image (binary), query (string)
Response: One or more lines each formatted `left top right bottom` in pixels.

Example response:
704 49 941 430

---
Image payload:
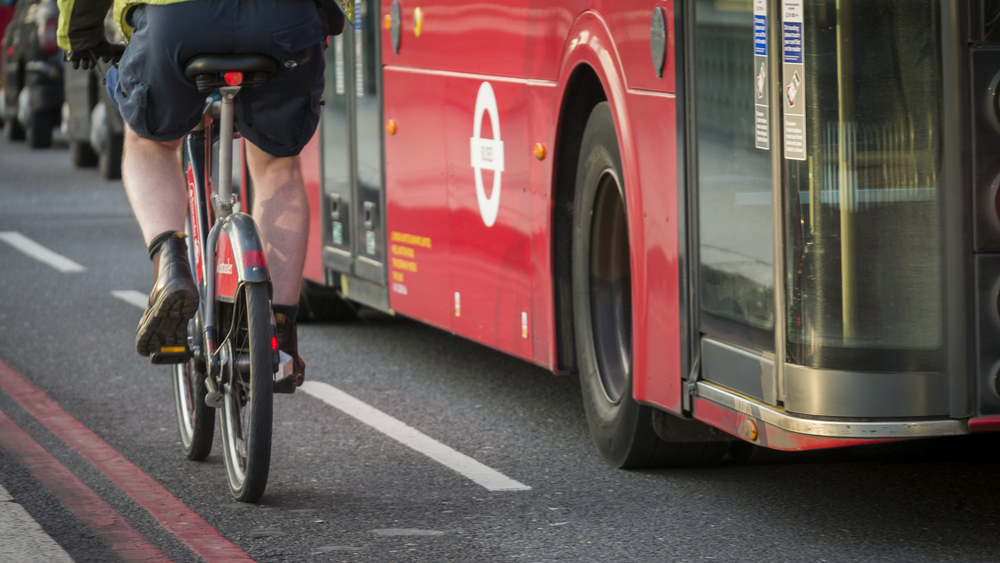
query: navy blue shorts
114 0 327 157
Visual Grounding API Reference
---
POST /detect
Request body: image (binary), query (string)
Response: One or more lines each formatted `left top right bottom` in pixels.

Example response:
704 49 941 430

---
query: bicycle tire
171 350 215 460
218 282 273 502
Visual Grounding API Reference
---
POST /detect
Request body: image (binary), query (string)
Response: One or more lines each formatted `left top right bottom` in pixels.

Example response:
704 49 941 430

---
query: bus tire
572 102 726 468
297 278 356 322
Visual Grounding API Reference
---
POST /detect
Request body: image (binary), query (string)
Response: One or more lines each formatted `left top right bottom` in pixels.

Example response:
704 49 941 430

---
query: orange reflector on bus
386 119 398 135
534 143 547 161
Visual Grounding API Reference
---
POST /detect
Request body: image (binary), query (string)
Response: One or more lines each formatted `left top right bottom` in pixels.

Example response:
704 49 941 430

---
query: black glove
64 39 126 70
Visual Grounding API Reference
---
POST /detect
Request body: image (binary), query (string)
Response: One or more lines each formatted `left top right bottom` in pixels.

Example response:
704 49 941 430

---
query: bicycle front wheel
218 282 274 502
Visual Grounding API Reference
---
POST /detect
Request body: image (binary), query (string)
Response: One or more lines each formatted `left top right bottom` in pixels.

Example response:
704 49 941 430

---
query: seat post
215 86 240 218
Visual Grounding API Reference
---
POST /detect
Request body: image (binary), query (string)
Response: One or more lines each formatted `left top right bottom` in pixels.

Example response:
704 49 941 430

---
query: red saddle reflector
224 71 243 86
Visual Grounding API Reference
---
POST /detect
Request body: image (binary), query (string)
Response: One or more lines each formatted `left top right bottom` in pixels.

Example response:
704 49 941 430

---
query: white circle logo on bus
470 82 505 227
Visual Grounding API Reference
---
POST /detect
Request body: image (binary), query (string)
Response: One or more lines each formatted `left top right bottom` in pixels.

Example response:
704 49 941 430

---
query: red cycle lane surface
0 359 255 563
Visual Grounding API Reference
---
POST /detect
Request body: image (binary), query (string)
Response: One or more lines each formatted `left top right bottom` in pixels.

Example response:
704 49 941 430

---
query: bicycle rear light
224 71 243 86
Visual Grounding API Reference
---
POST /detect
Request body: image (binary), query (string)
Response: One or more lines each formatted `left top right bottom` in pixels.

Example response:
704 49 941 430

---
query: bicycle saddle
184 53 279 93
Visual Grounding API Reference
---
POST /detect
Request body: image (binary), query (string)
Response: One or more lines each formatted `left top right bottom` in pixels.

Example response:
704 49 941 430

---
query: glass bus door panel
693 0 776 385
353 0 387 284
444 77 534 361
378 0 570 81
321 32 353 274
321 0 390 310
382 68 453 330
781 0 945 377
776 0 948 418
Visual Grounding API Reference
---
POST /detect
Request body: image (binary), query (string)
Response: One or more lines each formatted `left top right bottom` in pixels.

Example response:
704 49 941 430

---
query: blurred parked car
0 0 17 126
1 0 62 148
62 65 123 177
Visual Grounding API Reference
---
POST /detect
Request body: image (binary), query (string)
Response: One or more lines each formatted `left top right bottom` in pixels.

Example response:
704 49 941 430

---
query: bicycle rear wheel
171 317 214 461
218 282 273 502
172 216 214 460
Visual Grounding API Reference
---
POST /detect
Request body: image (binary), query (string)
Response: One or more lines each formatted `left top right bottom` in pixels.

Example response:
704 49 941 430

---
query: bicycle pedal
150 347 192 365
275 350 293 380
205 392 224 408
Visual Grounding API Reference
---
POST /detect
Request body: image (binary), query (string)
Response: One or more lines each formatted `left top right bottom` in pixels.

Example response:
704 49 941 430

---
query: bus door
320 0 390 311
687 0 954 421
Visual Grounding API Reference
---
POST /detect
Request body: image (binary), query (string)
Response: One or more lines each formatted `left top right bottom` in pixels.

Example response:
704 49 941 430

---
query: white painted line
301 381 531 492
111 290 148 309
0 232 86 273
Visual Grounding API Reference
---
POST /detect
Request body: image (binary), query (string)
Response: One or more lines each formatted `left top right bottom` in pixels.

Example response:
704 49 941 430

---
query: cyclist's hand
64 40 126 70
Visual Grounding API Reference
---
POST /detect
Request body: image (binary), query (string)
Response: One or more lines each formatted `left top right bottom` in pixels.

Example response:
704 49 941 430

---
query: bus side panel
300 132 325 284
442 76 548 362
380 0 578 81
382 68 454 331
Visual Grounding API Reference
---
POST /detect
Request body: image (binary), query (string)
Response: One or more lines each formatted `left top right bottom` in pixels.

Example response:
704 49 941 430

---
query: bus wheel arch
571 101 729 468
552 63 606 374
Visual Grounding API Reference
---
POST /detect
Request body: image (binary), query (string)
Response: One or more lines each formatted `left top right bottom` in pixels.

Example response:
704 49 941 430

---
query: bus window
695 0 776 352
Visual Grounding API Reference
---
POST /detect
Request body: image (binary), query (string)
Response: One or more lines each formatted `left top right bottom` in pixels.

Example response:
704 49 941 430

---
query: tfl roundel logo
469 82 504 228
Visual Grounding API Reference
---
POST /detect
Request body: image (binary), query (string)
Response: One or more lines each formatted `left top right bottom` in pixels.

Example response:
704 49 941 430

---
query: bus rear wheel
572 102 727 468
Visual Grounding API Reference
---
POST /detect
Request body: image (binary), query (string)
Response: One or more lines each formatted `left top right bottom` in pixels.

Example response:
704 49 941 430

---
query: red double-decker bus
289 0 1000 467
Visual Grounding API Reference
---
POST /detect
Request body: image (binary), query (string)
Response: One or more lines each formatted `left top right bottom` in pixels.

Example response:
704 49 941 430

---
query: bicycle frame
184 88 272 389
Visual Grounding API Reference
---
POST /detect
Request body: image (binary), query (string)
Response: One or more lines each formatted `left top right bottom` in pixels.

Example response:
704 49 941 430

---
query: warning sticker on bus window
782 0 806 161
754 0 769 150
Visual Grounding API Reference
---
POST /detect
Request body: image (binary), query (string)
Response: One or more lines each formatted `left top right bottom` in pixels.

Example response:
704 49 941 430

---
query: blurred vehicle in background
1 0 62 148
0 0 16 122
62 12 123 178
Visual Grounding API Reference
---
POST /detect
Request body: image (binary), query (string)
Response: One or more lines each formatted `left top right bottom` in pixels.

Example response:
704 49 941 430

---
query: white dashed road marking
0 232 86 273
111 290 149 309
301 381 531 492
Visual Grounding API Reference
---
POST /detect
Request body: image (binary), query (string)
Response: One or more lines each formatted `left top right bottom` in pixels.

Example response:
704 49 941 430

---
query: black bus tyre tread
26 111 53 149
4 115 25 141
572 102 727 469
70 141 99 167
297 278 357 322
220 282 273 502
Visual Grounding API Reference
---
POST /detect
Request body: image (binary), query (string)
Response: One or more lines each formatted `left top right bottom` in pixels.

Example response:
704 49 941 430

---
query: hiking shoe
135 233 199 363
273 311 305 394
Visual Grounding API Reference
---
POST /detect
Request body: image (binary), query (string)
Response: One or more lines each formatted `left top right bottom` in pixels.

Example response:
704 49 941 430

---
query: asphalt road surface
2 133 1000 563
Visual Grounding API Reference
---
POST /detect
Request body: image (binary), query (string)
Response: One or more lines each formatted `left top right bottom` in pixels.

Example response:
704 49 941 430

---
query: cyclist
57 0 346 393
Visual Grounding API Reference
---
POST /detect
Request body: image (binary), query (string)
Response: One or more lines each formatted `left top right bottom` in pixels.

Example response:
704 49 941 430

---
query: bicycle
166 53 284 502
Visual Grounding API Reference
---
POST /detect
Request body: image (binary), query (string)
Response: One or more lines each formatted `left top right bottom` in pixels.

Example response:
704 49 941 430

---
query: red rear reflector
271 337 279 351
224 71 243 86
5 46 12 57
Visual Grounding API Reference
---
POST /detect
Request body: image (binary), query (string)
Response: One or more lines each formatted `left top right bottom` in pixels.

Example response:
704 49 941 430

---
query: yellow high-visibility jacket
57 0 185 52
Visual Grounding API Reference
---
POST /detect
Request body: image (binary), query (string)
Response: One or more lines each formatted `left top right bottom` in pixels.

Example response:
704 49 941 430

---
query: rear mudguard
208 212 271 303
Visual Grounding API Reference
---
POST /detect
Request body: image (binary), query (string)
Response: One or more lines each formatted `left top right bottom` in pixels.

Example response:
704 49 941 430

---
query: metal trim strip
696 381 967 438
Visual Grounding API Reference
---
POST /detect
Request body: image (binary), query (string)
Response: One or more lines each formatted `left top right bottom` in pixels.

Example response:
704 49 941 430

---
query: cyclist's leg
122 124 199 360
244 142 309 308
121 125 186 244
244 141 309 393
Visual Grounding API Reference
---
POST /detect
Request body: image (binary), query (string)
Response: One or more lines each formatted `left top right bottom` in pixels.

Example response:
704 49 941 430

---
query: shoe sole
135 280 199 359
